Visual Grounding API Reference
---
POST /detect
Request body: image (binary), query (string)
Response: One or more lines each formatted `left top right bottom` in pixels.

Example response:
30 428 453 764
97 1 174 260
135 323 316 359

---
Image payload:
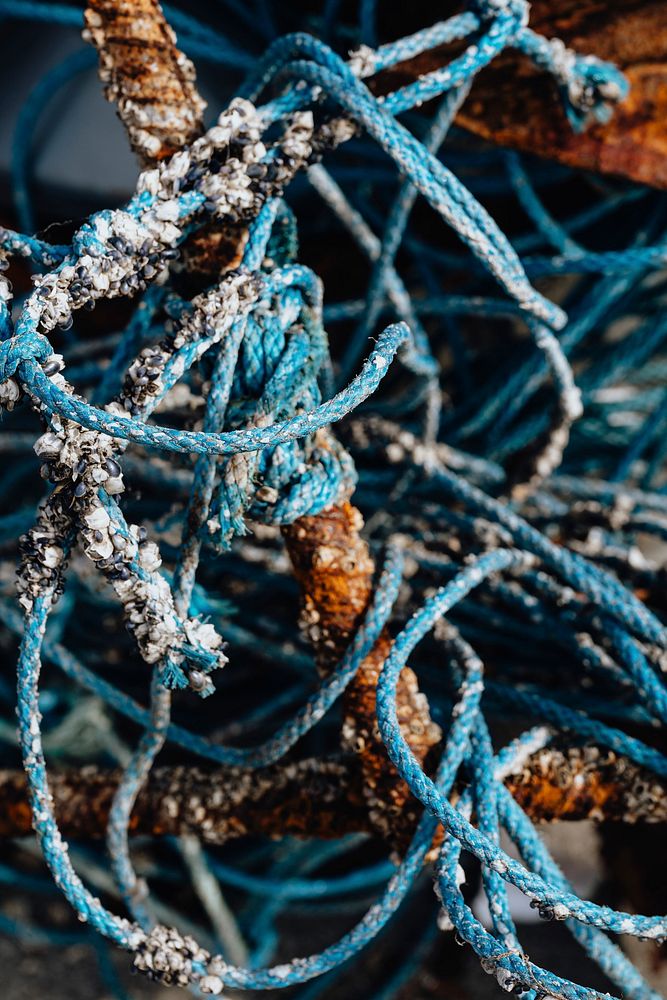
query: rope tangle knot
0 330 56 411
0 331 53 382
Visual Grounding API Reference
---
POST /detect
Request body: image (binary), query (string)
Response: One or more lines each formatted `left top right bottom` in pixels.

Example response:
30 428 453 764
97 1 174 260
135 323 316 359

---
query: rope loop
0 330 53 382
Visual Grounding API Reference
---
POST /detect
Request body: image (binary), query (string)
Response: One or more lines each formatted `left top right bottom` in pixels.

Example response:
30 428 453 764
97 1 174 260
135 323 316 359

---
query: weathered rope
0 2 665 999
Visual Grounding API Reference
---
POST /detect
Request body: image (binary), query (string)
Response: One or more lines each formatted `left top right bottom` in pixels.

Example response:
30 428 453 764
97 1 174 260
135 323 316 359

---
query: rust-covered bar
2 746 665 843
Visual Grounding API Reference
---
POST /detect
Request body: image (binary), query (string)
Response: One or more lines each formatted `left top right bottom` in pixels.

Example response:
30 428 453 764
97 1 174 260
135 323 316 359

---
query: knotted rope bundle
0 2 666 999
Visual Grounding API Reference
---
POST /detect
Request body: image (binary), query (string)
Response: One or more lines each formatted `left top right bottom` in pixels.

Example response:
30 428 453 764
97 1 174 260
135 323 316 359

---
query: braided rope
0 2 665 999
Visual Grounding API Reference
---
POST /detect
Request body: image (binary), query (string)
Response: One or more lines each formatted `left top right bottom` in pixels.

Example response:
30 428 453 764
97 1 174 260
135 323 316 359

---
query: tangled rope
0 1 666 998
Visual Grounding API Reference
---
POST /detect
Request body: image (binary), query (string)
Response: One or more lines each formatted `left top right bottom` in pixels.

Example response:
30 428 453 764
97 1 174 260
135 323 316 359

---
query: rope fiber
0 1 665 998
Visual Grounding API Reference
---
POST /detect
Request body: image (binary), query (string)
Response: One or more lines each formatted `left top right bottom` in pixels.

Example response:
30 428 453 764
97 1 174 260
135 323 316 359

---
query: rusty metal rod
83 0 206 164
370 0 667 190
283 503 442 845
2 746 665 843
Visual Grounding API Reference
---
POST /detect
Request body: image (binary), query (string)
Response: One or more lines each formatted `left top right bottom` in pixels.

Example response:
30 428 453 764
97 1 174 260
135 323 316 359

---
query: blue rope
0 2 666 998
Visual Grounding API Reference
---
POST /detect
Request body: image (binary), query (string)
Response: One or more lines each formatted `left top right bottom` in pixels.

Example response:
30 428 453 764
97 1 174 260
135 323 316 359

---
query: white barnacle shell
157 221 182 245
0 378 20 409
105 475 125 495
496 968 516 993
105 400 126 419
208 125 232 146
42 545 63 569
138 541 162 573
199 975 224 996
115 579 134 601
154 201 180 223
437 908 454 932
34 431 62 459
184 620 222 653
91 271 110 292
18 593 33 613
88 536 114 560
84 506 111 531
91 466 109 484
137 167 161 196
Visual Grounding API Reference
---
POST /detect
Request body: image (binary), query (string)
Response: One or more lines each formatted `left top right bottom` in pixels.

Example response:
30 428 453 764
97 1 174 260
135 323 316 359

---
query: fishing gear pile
0 1 666 998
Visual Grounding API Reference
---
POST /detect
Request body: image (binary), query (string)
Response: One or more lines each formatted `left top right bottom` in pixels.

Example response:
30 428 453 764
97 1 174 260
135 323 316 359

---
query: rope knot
564 51 628 130
538 38 628 132
0 332 53 384
472 0 530 31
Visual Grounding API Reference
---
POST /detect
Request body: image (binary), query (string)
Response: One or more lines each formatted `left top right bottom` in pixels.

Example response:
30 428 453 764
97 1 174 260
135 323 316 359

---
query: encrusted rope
1 2 666 999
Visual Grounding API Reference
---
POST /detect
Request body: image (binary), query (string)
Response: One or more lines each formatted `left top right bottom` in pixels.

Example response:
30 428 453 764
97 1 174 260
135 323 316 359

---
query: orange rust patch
284 502 441 844
84 0 206 164
372 0 667 189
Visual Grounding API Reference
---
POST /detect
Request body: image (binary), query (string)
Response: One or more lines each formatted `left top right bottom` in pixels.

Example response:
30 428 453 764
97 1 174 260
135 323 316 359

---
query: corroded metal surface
372 0 667 189
1 745 664 842
507 744 667 824
0 759 366 842
83 0 206 164
284 503 442 843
